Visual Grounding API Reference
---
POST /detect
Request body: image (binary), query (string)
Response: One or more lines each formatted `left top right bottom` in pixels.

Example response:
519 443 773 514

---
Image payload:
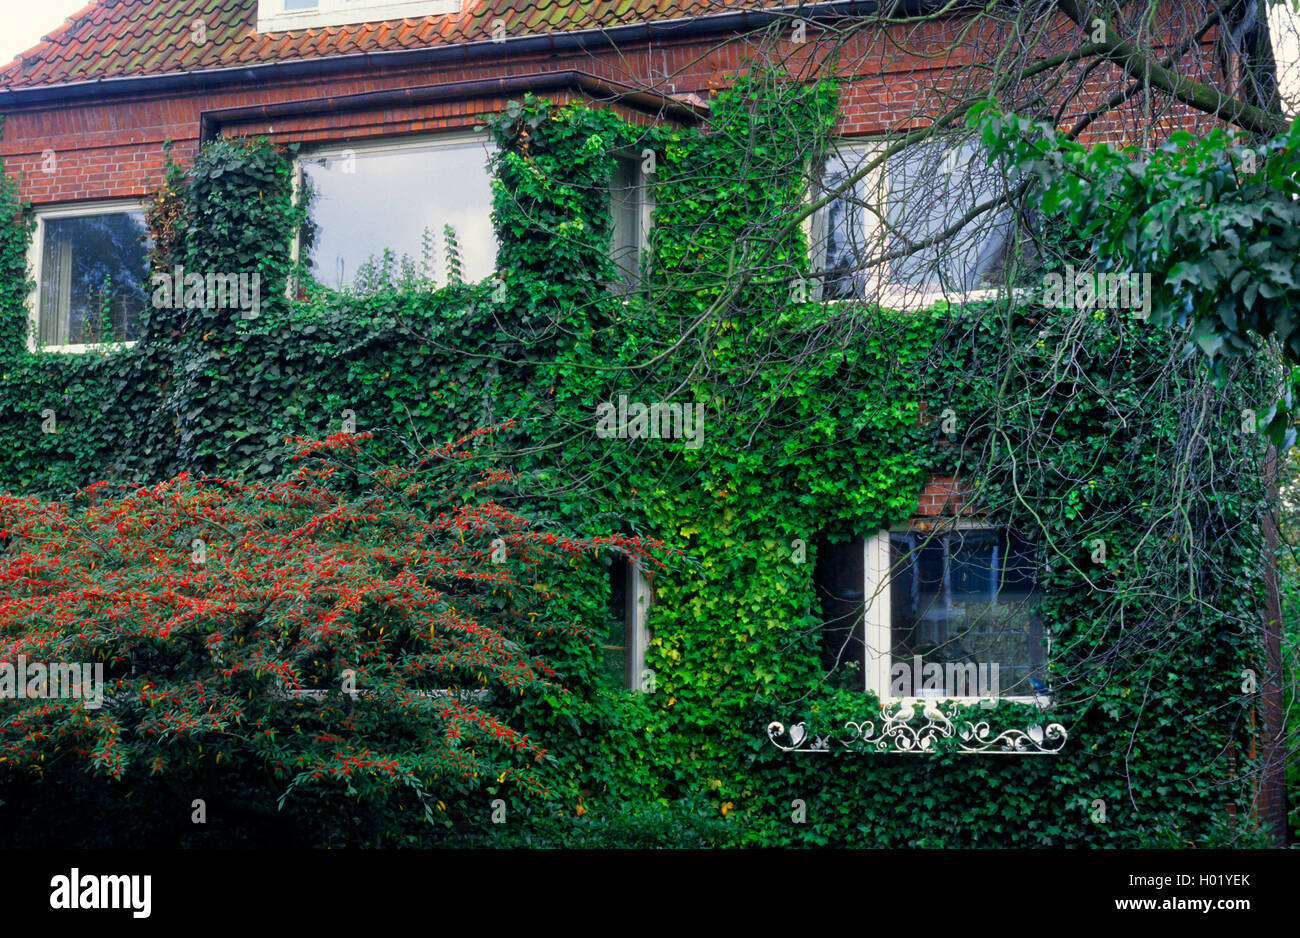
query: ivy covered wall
0 71 1276 846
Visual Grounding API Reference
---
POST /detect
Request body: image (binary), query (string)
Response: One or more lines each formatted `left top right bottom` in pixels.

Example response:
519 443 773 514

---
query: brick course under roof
1 0 789 90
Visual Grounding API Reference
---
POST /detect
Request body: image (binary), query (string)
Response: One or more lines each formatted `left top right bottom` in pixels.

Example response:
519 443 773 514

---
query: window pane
885 141 1012 290
816 148 884 299
38 212 150 347
889 529 1045 697
814 141 1014 297
302 140 497 290
604 553 630 690
284 0 317 10
814 535 865 688
609 158 644 290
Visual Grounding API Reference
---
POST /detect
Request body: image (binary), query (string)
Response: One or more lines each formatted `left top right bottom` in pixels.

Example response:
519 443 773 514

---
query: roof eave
197 69 710 138
0 1 920 107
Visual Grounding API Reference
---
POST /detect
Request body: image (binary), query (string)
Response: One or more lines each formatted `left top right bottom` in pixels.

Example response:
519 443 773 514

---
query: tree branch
1054 0 1286 135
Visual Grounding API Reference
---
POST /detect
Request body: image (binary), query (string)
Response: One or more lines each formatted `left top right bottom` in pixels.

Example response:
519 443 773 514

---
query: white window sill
31 341 138 355
883 694 1052 709
818 284 1039 311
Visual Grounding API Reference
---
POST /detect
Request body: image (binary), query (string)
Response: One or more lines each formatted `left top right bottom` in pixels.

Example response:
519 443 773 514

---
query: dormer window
257 0 461 33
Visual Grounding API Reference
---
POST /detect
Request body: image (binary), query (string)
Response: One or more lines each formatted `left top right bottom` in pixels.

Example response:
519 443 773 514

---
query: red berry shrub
0 425 664 845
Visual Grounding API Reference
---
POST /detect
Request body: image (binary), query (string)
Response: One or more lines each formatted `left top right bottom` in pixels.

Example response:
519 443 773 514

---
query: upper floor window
608 155 654 292
815 523 1048 704
258 0 460 32
27 201 151 352
810 138 1015 303
298 134 498 292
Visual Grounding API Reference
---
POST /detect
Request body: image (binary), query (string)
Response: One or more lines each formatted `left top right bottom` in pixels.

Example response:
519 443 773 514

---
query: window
27 202 151 351
257 0 459 32
603 553 653 692
813 534 866 689
816 523 1048 703
298 135 498 291
810 138 1015 303
608 155 654 291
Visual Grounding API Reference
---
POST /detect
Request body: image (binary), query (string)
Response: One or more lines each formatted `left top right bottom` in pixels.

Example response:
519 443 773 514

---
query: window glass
819 147 883 300
888 528 1046 697
301 140 497 290
884 141 1012 290
817 140 1013 297
38 211 150 347
609 157 647 290
604 553 631 690
814 536 866 687
602 552 651 691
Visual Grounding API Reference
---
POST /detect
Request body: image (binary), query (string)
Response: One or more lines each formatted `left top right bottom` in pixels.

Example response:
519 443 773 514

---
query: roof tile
1 0 757 89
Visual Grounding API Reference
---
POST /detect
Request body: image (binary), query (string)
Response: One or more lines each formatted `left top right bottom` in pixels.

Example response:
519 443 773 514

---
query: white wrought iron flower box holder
767 701 1068 755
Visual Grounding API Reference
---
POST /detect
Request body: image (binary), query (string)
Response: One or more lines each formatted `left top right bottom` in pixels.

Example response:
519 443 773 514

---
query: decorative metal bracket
767 702 1067 755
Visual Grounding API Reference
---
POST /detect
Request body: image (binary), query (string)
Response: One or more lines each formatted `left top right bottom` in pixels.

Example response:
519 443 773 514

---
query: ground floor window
604 553 653 692
816 523 1048 702
29 202 150 350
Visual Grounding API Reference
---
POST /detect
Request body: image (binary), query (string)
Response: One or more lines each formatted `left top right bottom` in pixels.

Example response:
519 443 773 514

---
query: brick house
0 1 1285 844
0 2 1227 376
0 0 1017 685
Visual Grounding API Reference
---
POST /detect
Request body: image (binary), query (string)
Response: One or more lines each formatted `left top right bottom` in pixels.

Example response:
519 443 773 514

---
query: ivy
0 71 1278 846
0 158 34 359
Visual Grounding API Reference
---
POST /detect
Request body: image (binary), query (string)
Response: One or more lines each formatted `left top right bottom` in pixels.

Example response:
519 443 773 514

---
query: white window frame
608 152 655 293
624 558 653 693
291 129 498 291
808 137 1016 313
26 199 148 354
257 0 460 33
601 553 654 692
863 520 1051 708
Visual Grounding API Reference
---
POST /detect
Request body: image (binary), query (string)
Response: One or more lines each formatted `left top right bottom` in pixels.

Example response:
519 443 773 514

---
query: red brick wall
1 37 749 204
0 13 1230 206
913 474 972 518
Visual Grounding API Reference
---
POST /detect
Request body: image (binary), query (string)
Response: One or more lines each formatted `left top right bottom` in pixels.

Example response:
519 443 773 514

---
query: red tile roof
0 0 770 90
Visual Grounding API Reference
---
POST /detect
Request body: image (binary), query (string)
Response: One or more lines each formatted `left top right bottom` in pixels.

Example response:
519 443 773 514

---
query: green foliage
0 73 1277 846
0 429 669 847
972 100 1300 446
1275 451 1300 841
168 136 310 475
0 160 34 359
450 793 745 848
144 138 188 280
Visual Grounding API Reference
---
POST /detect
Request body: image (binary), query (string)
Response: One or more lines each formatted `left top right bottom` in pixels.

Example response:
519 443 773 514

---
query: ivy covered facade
0 0 1286 846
